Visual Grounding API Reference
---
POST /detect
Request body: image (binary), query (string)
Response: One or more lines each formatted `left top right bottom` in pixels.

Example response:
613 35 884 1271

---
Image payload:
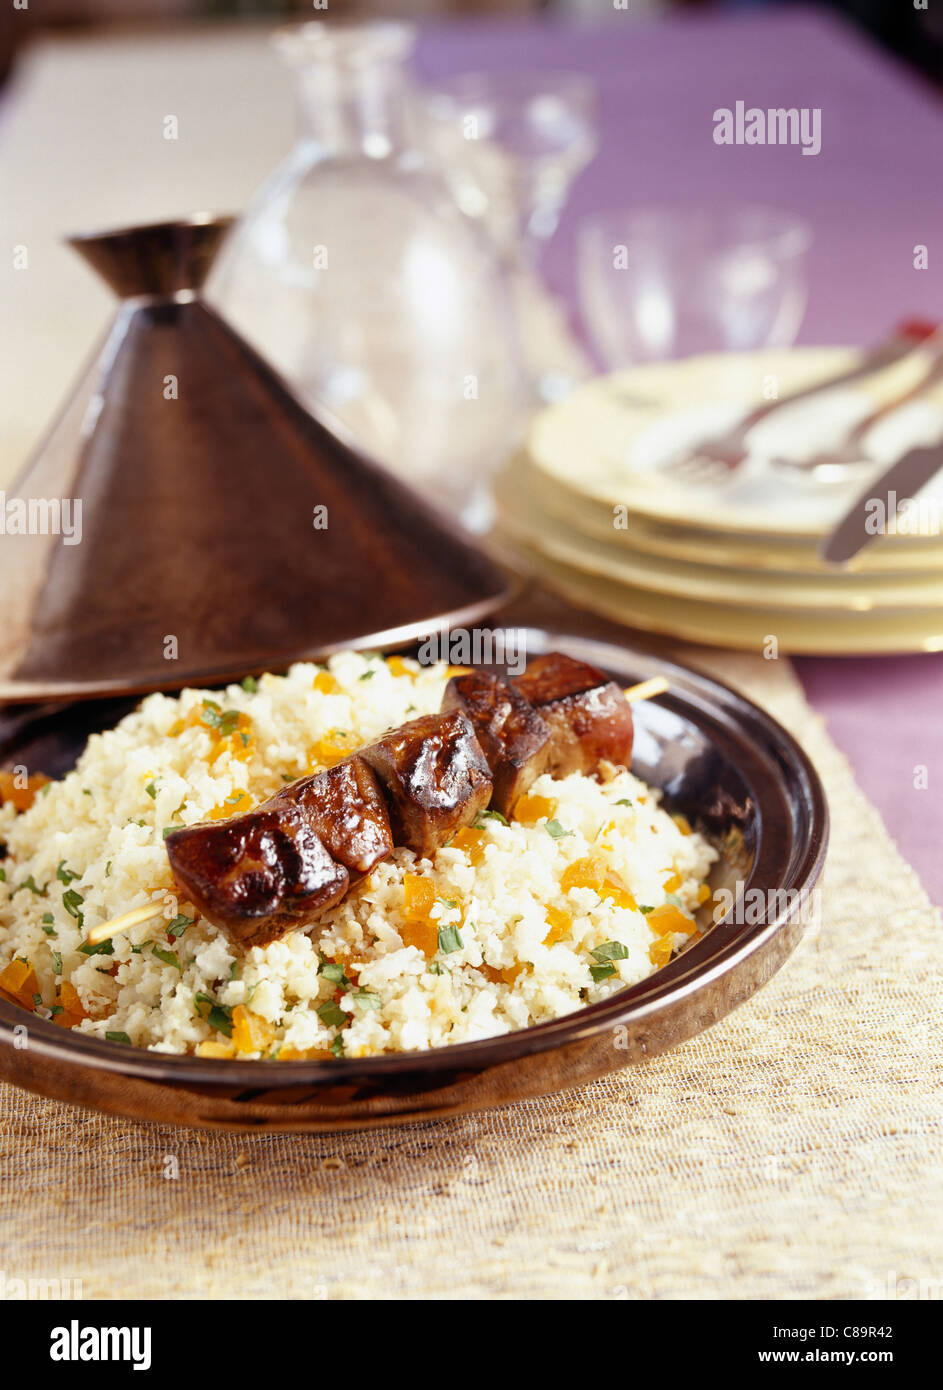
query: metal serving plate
0 627 828 1132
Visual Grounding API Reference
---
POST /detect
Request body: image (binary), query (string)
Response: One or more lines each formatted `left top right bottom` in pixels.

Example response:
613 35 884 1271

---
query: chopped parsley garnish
317 1000 348 1028
57 861 80 885
590 941 629 963
428 961 447 975
82 788 92 797
104 861 112 878
358 670 375 681
0 867 4 882
437 924 463 955
16 875 47 897
241 676 258 693
199 701 242 737
228 960 240 982
144 781 158 799
208 1006 232 1036
474 808 508 828
161 827 177 839
79 938 113 957
195 993 233 1037
152 944 180 970
62 888 84 925
615 798 633 807
106 1031 132 1045
665 892 685 910
590 963 617 982
52 951 62 975
32 993 42 1009
545 819 573 840
639 905 655 914
167 914 193 940
330 1035 345 1058
49 1005 63 1018
319 962 350 989
353 989 381 1010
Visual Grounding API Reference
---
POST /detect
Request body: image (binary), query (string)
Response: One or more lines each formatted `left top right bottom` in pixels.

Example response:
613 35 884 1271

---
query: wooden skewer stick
623 676 669 703
85 902 164 947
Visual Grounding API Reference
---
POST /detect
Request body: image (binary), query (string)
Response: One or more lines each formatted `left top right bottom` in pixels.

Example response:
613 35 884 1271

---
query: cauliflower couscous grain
0 653 716 1058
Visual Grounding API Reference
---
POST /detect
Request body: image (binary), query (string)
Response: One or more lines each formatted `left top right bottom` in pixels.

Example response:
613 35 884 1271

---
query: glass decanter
209 21 524 524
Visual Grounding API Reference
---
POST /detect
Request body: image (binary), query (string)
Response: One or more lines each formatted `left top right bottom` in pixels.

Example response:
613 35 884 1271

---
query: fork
771 351 943 477
661 322 943 486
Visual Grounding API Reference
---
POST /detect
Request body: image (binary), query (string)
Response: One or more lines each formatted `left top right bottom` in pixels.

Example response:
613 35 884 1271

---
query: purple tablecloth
417 7 943 906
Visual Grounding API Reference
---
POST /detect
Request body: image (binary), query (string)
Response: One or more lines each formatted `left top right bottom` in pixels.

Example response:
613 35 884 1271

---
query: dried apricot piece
0 771 50 812
58 980 88 1021
648 935 674 967
401 918 439 958
0 958 39 1009
561 856 606 894
646 904 697 936
513 794 556 826
542 906 572 946
450 825 485 864
308 729 361 769
231 1005 275 1054
207 790 253 821
196 1040 237 1059
600 876 638 912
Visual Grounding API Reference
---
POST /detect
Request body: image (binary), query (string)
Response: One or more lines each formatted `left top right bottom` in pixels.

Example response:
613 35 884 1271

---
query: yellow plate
527 348 943 540
495 463 943 613
498 535 943 655
522 456 943 576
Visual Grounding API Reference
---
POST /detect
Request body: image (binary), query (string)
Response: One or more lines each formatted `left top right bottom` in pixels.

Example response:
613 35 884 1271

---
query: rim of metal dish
0 634 829 1083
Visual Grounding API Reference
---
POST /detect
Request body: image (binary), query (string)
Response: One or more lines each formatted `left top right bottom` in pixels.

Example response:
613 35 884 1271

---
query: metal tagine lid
0 215 512 702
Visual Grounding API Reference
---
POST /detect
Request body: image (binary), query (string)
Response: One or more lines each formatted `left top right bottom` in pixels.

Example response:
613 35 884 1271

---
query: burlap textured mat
0 650 939 1300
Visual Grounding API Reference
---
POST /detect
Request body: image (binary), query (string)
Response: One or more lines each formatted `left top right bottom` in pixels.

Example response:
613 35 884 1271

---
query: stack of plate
495 348 943 654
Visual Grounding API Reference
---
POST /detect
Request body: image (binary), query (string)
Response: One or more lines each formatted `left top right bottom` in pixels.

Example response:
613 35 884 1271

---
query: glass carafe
209 21 524 524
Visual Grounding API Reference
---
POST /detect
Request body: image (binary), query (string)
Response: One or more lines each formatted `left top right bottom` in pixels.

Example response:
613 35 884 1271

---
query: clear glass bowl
578 205 812 367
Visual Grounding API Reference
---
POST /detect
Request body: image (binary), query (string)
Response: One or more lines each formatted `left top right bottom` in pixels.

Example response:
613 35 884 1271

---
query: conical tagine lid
0 215 511 701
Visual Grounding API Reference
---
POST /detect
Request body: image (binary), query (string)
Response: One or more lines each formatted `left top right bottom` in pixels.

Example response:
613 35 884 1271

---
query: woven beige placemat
0 649 939 1300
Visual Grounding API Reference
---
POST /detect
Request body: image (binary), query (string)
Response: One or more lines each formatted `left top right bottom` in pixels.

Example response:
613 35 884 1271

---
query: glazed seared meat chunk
165 806 349 950
270 756 393 879
442 669 551 817
360 710 493 858
161 654 636 952
512 652 633 777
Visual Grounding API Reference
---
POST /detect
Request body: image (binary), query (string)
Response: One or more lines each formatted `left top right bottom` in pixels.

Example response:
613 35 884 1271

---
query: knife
820 442 943 565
